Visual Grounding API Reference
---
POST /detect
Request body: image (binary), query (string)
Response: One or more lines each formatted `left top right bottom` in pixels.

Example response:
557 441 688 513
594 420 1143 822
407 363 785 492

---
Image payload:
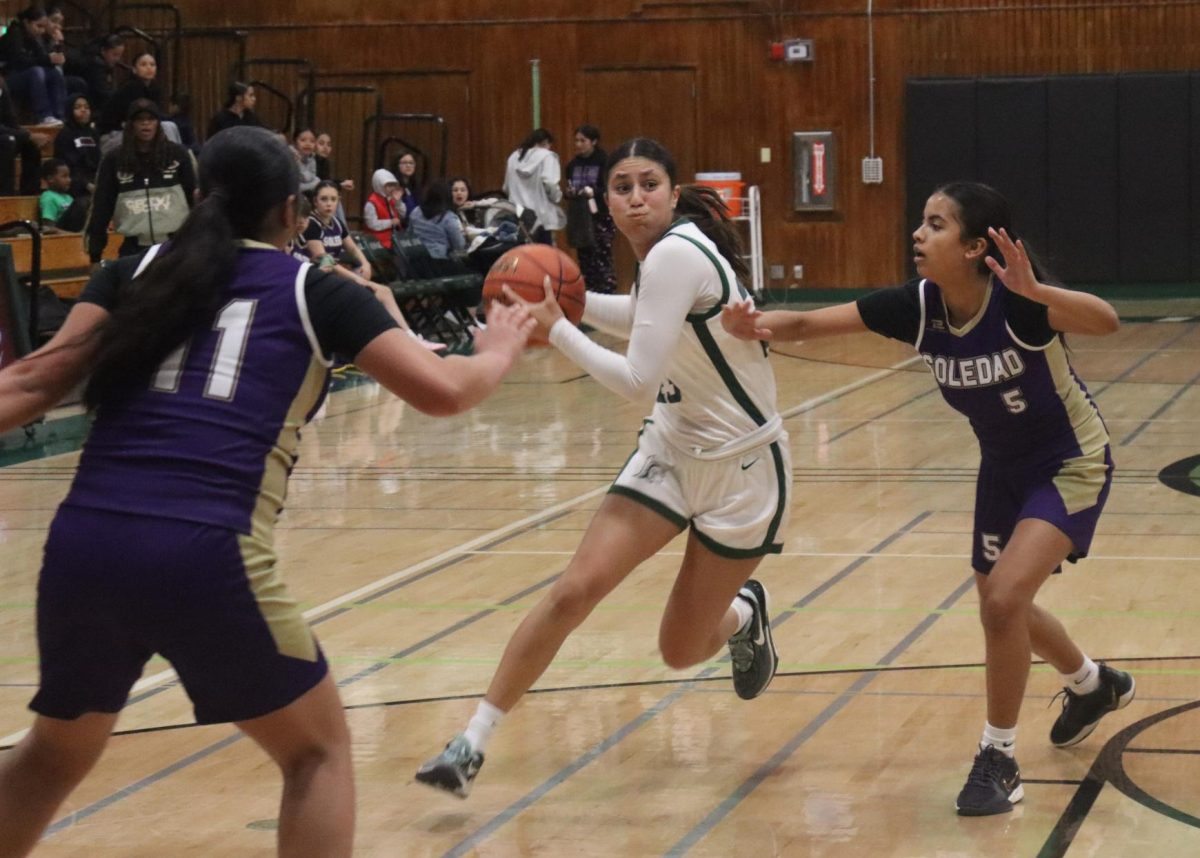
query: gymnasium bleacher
0 0 482 358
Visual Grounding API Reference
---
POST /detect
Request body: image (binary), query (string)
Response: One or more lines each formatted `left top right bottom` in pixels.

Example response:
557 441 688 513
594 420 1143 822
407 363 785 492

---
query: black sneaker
1050 662 1136 747
955 745 1023 816
727 579 778 700
414 734 484 798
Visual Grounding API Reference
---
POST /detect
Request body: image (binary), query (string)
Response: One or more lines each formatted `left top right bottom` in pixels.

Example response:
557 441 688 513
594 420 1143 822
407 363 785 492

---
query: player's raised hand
501 275 564 340
986 227 1042 299
720 300 773 341
473 300 536 360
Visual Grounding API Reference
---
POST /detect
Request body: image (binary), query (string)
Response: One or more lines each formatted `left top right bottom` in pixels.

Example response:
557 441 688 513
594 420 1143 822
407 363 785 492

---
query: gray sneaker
415 734 484 798
727 579 778 700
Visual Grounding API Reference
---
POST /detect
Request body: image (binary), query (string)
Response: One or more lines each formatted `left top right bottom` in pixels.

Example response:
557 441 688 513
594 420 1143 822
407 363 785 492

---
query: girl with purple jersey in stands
720 181 1133 818
0 126 533 857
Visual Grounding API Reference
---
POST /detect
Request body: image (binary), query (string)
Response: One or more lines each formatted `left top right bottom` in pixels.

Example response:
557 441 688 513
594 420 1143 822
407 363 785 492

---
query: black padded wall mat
1046 76 1119 283
1117 73 1191 283
977 78 1048 258
906 79 977 277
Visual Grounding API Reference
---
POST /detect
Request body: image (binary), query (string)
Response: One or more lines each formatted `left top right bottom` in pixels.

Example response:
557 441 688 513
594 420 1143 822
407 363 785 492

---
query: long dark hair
605 137 748 281
935 180 1057 284
223 80 251 109
420 179 451 219
517 128 553 160
116 99 173 173
85 126 300 409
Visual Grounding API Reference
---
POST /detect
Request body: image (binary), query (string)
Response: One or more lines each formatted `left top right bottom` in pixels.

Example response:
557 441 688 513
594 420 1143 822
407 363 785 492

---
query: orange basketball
483 244 586 345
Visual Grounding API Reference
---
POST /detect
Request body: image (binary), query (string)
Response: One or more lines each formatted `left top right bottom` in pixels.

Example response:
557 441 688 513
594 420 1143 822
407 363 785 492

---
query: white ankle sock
1062 656 1100 695
981 722 1018 757
463 700 505 754
731 596 754 633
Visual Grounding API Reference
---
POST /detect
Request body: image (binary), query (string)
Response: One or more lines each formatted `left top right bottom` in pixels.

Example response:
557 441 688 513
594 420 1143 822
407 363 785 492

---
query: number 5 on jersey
1001 387 1027 414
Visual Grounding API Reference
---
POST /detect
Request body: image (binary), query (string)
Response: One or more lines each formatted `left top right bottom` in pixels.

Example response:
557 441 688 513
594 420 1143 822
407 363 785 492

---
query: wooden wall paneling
146 2 1200 289
581 66 699 285
307 87 380 224
176 30 247 146
319 71 473 193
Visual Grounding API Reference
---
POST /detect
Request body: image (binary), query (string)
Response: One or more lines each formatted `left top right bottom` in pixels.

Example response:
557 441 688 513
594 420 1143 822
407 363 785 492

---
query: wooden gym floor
0 310 1198 856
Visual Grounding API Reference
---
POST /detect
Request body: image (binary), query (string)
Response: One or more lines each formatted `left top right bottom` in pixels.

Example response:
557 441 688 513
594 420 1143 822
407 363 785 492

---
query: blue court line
442 512 932 856
828 387 940 443
43 733 243 836
664 573 976 856
1119 364 1200 447
1090 321 1197 398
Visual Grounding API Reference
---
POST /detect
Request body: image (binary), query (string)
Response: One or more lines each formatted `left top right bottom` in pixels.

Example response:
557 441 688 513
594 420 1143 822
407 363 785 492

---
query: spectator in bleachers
293 128 320 195
167 93 199 153
409 180 466 261
79 33 123 119
86 99 196 263
288 194 312 262
391 149 420 217
565 124 616 294
503 127 565 245
0 6 67 125
0 70 48 196
303 180 371 282
54 93 99 196
99 51 160 139
363 168 402 249
37 158 73 232
206 81 260 140
450 176 488 241
314 132 354 193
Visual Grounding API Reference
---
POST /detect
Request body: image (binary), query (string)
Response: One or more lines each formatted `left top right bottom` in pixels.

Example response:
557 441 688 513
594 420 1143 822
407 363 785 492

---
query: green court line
762 283 1200 305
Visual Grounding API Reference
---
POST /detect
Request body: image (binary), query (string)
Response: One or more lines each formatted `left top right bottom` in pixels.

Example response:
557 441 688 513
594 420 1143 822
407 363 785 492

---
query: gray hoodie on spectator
503 146 566 232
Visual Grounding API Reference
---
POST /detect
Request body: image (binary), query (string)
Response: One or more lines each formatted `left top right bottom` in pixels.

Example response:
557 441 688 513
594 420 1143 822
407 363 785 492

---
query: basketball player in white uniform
417 137 791 797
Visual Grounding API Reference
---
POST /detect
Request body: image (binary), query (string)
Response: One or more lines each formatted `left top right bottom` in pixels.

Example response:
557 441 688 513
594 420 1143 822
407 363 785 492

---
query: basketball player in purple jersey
0 126 533 857
721 181 1133 816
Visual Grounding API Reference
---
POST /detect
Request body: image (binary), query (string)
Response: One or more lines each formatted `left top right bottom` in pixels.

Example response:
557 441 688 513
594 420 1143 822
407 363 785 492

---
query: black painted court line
1037 698 1200 857
1120 365 1200 447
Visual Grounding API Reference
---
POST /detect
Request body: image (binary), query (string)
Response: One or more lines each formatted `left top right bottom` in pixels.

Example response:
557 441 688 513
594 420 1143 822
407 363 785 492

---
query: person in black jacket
78 33 125 120
0 7 67 124
205 81 260 141
53 93 99 196
86 99 196 262
98 51 160 137
0 71 49 195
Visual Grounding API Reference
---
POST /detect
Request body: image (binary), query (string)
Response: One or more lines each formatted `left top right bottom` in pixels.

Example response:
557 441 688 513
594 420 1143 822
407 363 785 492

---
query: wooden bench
0 196 39 223
1 231 122 299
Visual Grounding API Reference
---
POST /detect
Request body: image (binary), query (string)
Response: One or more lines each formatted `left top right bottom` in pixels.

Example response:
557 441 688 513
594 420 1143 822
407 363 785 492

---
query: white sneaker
40 117 63 127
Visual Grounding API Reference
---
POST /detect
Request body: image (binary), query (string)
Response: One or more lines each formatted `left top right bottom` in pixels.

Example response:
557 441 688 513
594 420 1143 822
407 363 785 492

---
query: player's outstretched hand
473 300 536 362
501 275 565 341
986 227 1042 299
720 300 773 341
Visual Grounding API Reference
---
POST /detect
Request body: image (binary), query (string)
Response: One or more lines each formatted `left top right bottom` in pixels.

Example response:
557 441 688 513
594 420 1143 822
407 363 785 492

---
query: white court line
779 356 924 419
0 356 921 748
462 549 1190 562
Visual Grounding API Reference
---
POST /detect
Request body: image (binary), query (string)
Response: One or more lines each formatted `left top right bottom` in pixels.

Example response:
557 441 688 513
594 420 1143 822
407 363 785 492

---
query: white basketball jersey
640 220 781 459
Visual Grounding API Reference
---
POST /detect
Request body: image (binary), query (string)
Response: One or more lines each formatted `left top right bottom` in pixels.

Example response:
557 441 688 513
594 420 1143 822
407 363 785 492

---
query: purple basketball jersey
914 280 1108 461
64 247 332 533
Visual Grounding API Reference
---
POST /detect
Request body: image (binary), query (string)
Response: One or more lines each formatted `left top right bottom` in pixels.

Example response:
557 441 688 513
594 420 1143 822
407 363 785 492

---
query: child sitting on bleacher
38 158 75 233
